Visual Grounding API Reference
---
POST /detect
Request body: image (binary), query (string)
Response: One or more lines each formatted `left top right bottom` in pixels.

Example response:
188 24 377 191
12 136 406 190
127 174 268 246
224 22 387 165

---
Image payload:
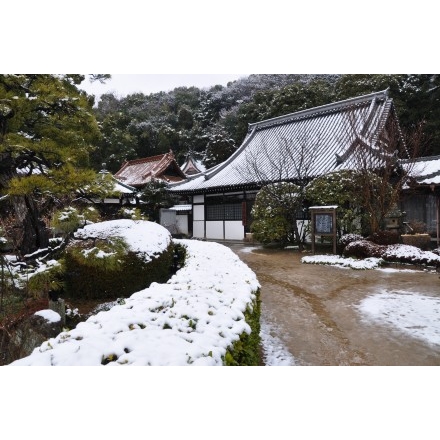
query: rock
8 310 63 362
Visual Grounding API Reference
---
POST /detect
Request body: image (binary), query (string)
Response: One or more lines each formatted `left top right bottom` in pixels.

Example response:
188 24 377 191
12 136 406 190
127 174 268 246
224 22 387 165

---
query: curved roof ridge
248 90 390 131
122 153 168 166
202 127 258 180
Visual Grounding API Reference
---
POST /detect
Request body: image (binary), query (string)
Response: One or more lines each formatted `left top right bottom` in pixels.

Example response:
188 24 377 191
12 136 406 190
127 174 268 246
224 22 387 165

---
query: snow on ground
357 289 440 346
302 254 383 269
10 232 260 366
260 319 297 366
239 246 263 254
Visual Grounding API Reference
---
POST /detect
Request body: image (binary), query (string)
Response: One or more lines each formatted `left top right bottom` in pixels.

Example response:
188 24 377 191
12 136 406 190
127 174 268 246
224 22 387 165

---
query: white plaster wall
193 195 204 204
298 220 311 242
193 205 204 221
225 221 244 240
176 215 188 235
193 221 205 238
206 221 224 240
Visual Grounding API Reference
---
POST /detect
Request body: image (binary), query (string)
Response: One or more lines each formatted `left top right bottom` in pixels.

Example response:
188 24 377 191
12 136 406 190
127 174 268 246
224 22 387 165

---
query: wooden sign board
309 206 338 254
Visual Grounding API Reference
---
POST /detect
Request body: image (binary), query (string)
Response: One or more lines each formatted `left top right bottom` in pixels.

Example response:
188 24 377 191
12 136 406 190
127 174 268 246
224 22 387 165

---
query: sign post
309 206 338 254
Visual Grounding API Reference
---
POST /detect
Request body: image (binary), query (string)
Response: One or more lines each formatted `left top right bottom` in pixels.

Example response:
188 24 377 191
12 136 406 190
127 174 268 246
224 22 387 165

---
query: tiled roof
181 154 206 176
170 90 396 194
114 151 186 187
403 155 440 186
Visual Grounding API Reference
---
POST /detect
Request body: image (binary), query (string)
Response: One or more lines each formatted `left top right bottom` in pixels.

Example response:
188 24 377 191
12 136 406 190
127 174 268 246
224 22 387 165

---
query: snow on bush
382 244 440 266
343 240 386 259
73 219 171 263
10 239 260 366
338 234 364 248
305 242 440 270
302 255 383 270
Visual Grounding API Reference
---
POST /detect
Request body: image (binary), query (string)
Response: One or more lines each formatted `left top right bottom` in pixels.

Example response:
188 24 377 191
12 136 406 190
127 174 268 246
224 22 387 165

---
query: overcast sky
80 74 249 100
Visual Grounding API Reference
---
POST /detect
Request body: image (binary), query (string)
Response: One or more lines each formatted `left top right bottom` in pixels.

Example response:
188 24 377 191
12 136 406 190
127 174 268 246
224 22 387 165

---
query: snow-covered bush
339 233 364 248
251 182 305 247
64 220 173 300
27 261 65 300
343 240 386 259
382 244 440 266
302 254 383 270
51 207 80 236
51 206 101 237
118 207 146 221
11 239 261 366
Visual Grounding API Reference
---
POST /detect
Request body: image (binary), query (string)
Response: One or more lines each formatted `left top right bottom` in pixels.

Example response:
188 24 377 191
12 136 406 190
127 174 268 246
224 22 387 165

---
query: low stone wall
401 234 431 250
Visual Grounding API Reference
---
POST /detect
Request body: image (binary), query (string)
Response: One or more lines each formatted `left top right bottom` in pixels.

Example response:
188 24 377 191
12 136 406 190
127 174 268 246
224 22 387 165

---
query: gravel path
227 243 440 366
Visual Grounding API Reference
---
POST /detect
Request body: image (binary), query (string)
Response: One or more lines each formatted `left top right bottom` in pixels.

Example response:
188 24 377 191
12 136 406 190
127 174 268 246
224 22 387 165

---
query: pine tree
0 74 102 256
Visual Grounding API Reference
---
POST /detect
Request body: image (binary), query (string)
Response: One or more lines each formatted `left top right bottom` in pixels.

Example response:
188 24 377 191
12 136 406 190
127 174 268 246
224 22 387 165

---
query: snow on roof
112 178 137 194
73 219 171 263
114 151 186 187
181 155 206 176
10 238 259 366
309 205 339 210
403 155 440 186
168 204 192 211
170 90 394 194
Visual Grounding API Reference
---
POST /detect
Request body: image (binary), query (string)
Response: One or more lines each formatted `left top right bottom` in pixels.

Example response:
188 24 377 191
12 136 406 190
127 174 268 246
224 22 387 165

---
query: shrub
251 182 303 247
339 234 364 248
51 206 101 237
382 244 440 266
64 238 174 300
118 207 146 220
224 289 261 366
27 262 65 300
368 230 400 245
343 240 386 259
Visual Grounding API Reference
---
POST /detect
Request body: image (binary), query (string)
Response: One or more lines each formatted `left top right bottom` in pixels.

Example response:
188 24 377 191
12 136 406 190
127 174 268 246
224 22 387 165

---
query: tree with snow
0 74 103 256
251 182 306 248
202 126 237 168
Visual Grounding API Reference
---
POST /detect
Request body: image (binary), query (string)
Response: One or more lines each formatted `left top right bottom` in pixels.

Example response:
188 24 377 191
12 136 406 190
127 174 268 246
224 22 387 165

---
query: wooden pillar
437 196 439 248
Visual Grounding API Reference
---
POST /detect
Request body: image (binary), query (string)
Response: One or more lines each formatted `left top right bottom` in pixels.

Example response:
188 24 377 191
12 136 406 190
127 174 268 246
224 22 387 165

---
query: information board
315 213 333 234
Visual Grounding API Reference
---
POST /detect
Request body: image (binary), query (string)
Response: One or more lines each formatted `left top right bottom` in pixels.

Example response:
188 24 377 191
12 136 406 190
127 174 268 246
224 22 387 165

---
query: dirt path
227 244 440 366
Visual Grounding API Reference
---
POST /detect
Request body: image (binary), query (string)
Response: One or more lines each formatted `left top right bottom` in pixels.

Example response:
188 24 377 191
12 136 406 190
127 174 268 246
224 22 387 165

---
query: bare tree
235 131 322 249
339 106 427 234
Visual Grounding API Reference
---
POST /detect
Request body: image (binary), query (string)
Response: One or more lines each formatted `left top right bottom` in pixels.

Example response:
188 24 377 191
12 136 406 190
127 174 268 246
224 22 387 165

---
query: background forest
93 74 440 172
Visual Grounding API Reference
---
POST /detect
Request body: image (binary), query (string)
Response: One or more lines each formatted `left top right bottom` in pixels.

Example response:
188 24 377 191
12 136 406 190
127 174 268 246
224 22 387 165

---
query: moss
223 288 261 366
64 239 174 300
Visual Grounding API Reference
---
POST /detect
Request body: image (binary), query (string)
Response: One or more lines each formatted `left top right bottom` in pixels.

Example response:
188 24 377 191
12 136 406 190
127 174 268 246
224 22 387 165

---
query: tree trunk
0 153 49 257
11 195 49 256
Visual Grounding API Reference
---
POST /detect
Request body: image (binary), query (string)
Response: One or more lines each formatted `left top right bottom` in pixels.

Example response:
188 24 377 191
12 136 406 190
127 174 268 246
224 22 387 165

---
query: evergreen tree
0 74 102 256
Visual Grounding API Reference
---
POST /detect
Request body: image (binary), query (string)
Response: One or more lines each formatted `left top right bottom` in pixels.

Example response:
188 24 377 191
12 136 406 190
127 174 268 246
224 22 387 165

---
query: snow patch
357 290 440 346
302 254 383 270
260 320 296 366
34 309 61 323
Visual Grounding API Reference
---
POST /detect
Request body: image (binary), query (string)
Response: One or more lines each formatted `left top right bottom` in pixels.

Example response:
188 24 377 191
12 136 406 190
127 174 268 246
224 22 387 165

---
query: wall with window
192 194 205 238
191 191 257 240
